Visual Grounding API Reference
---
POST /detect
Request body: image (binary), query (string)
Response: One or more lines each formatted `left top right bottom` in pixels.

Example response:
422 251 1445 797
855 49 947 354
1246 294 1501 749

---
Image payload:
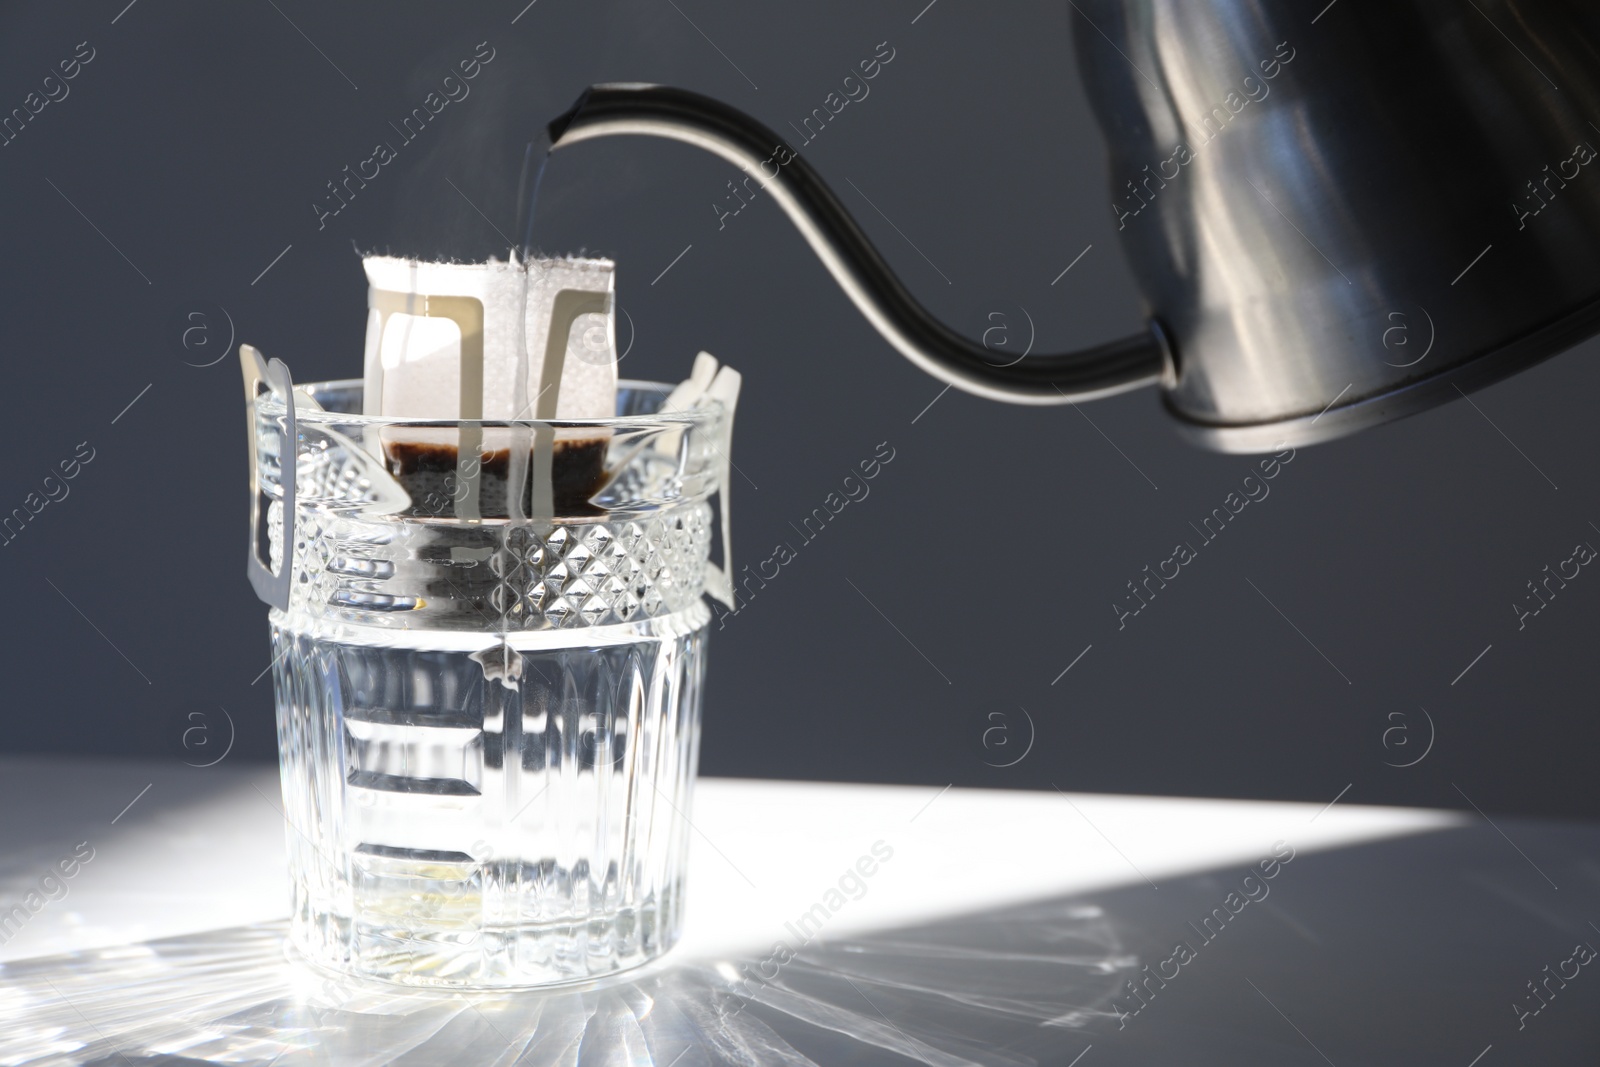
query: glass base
288 881 684 989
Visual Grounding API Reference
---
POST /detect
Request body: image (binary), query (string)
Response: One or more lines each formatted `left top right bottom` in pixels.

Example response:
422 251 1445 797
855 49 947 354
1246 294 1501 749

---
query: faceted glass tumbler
251 379 728 988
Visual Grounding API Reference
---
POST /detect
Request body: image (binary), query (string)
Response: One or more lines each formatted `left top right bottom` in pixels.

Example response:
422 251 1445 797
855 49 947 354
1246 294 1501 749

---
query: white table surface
12 757 1598 1066
0 754 1460 964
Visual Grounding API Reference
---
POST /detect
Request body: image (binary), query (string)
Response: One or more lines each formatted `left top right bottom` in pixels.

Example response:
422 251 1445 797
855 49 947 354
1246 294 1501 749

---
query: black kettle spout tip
546 87 594 145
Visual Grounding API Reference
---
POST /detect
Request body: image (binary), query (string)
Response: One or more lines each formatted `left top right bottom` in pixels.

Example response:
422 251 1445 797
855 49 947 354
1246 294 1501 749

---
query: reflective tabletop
0 756 1593 1065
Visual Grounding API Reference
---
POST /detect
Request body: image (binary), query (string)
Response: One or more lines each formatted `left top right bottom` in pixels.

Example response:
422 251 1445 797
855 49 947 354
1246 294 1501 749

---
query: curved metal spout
548 84 1166 405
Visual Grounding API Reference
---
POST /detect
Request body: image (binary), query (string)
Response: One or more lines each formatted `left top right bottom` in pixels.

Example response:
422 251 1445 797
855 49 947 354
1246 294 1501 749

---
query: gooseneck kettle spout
547 84 1169 406
551 0 1600 453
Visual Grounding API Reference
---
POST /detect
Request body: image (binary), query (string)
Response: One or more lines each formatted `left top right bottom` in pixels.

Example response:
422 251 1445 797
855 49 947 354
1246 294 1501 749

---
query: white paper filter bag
361 254 617 421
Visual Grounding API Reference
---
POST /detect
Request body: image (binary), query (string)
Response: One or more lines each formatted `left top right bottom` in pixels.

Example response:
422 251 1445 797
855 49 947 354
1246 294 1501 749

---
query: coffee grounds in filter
383 431 609 519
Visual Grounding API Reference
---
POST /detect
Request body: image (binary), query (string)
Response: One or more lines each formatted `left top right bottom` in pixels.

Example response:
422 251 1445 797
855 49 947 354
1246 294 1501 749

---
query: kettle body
549 0 1600 451
1075 0 1600 449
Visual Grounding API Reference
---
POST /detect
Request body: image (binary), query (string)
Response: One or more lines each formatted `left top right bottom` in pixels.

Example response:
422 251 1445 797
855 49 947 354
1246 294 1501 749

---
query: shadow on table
7 818 1600 1066
0 897 1128 1067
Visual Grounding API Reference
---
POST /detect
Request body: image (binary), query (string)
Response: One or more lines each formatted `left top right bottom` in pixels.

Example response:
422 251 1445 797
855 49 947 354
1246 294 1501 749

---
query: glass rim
259 377 724 430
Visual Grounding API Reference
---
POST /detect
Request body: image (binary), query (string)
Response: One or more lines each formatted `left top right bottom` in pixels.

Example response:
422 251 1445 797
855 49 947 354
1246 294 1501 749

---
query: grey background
1 0 1595 819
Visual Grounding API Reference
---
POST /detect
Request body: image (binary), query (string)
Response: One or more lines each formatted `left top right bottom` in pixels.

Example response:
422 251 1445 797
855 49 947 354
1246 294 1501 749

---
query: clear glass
254 380 727 988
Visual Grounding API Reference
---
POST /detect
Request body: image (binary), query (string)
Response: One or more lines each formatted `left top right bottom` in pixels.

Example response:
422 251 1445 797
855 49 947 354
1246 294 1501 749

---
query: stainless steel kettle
549 0 1600 452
